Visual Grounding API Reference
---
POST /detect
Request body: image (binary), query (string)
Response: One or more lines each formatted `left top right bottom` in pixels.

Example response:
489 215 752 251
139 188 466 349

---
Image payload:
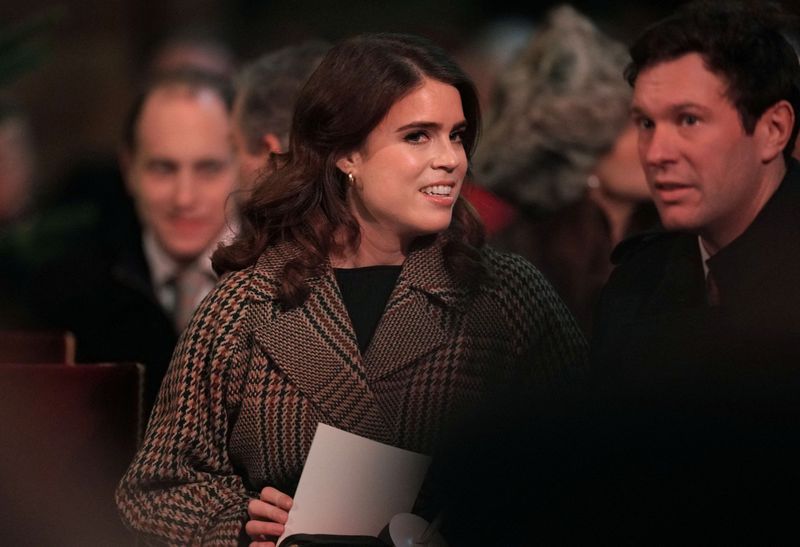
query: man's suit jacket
33 236 178 413
117 236 587 546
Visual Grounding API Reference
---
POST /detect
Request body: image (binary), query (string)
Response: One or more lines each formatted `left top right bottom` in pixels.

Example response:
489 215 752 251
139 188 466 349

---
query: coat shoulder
610 229 679 266
481 245 550 289
479 245 570 312
192 263 273 337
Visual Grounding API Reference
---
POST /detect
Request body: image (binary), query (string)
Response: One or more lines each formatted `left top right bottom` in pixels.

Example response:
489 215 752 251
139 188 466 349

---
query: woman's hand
245 486 294 547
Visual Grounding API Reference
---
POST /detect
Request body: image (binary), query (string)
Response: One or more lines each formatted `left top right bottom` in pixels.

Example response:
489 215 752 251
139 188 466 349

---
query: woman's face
594 121 651 202
338 77 468 248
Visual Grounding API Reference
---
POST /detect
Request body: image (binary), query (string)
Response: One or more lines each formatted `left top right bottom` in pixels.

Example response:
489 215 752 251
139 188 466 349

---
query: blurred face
231 96 270 189
632 53 774 249
341 78 468 249
593 121 649 203
125 86 238 264
0 118 34 222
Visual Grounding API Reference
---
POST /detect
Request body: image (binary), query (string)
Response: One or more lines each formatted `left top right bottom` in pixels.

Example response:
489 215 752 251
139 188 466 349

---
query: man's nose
172 173 198 208
643 126 679 168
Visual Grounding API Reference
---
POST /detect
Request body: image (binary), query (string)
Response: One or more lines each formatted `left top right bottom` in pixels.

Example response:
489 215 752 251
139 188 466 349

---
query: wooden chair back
0 329 76 364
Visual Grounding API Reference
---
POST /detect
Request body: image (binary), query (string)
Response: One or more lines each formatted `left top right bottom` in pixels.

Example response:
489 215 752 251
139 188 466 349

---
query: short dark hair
235 40 330 153
121 69 234 152
624 0 800 161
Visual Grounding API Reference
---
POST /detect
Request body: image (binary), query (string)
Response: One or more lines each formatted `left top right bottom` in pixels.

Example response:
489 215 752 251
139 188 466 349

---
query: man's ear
262 133 283 155
758 99 795 163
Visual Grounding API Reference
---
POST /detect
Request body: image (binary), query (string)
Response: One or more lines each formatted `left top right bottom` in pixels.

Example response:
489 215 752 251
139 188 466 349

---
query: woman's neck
331 226 408 268
588 187 637 246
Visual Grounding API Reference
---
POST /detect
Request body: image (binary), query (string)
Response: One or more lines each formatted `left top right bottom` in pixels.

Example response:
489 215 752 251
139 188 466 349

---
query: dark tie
705 267 721 307
173 267 211 331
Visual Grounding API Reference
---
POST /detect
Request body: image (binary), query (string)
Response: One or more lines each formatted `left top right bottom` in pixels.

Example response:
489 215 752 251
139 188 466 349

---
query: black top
334 265 402 353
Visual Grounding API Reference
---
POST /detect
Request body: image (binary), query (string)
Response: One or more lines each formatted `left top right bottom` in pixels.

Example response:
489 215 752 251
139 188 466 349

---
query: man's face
632 53 773 250
125 86 238 264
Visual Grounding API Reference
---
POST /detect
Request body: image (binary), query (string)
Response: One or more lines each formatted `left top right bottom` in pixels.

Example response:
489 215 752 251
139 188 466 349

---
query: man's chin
161 241 215 264
655 207 702 233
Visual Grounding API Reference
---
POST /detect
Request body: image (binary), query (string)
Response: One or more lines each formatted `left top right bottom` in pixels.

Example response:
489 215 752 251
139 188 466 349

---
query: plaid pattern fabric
116 236 587 545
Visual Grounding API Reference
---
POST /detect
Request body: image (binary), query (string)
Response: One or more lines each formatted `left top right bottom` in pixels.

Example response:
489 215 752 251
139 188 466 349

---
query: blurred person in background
144 26 237 80
472 5 658 336
0 101 36 229
0 100 40 327
29 27 240 269
454 17 534 237
232 40 330 191
32 70 239 415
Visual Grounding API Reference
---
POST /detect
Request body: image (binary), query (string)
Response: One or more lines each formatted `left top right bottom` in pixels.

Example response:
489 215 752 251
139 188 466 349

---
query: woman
472 5 659 336
116 33 586 546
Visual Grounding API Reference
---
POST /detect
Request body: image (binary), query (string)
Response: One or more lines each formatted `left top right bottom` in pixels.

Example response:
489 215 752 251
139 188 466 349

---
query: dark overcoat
592 161 800 391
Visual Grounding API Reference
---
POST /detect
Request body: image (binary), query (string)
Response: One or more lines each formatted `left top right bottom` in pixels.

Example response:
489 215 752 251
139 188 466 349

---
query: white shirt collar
697 236 712 279
143 222 237 289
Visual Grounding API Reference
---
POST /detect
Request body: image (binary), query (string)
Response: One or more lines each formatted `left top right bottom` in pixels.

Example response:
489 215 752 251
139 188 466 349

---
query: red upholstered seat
0 362 143 545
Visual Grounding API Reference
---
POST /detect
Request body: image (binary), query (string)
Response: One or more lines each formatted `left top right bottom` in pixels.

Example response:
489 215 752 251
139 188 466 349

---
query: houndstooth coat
116 236 587 545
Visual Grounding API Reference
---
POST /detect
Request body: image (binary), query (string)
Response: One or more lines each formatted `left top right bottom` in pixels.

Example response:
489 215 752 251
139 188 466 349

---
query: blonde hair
473 5 631 213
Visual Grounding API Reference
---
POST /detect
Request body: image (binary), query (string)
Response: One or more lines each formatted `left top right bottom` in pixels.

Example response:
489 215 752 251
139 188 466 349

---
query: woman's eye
404 131 428 143
450 130 465 143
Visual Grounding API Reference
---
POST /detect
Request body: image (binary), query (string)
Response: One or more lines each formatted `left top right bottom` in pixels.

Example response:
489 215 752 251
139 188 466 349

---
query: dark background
0 0 791 199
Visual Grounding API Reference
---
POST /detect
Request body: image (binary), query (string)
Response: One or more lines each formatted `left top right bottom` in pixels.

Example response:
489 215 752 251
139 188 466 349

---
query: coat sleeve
116 270 253 546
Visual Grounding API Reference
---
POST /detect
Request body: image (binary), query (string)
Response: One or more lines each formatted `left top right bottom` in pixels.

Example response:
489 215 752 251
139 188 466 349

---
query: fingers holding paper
245 486 294 546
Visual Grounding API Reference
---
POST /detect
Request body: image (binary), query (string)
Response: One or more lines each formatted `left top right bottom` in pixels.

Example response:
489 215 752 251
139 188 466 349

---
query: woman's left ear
759 100 795 163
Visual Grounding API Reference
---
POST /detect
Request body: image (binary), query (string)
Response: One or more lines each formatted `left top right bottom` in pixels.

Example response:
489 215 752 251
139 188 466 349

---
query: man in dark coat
592 0 800 382
585 2 800 539
33 70 239 414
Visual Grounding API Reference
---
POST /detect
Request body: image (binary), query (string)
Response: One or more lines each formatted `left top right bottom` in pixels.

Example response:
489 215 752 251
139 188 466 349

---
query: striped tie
173 267 211 331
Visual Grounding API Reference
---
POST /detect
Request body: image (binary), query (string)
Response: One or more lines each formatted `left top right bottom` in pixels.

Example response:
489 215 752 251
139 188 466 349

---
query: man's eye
147 162 176 175
196 161 225 176
681 114 699 126
636 117 654 130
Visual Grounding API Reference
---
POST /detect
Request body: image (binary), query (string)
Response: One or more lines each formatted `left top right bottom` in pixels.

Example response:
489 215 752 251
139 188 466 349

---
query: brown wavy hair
213 33 485 308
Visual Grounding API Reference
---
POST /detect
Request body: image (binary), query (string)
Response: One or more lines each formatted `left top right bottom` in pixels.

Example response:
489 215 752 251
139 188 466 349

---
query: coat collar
641 233 706 315
249 234 473 444
707 159 800 303
249 235 469 303
639 160 800 317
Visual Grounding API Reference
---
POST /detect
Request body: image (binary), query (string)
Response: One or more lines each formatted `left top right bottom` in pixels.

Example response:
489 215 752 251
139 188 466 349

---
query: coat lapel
365 236 470 382
642 234 706 316
251 244 393 443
